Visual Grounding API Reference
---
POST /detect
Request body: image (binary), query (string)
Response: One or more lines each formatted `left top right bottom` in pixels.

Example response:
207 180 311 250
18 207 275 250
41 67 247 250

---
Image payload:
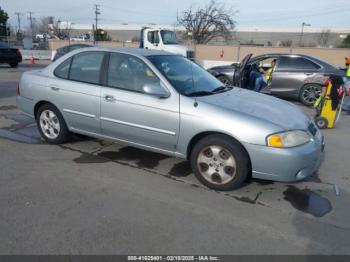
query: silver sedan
17 47 325 190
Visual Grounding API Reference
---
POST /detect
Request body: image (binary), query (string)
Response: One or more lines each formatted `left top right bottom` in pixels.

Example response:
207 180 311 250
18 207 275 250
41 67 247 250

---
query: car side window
69 51 104 84
54 58 71 79
280 57 321 70
107 52 161 93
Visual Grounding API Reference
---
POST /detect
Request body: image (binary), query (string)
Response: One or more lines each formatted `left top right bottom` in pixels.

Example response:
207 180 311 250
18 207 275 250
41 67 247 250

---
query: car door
47 51 105 135
269 56 322 97
100 52 179 153
234 54 252 88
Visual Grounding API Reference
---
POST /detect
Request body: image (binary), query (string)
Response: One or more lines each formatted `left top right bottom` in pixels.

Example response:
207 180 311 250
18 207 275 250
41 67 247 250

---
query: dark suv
208 53 345 106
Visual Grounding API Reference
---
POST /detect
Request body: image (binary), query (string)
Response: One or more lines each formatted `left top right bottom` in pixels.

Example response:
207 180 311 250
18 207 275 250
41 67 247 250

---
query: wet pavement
0 106 349 221
1 62 350 254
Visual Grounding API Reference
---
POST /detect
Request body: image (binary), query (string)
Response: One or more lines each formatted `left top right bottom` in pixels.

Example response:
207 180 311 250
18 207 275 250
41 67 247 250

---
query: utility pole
14 12 22 33
28 11 35 37
94 4 100 44
299 22 311 47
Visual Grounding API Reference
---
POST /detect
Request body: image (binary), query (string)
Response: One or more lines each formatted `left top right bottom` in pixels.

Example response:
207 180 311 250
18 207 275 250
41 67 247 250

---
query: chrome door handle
50 85 60 91
104 95 116 102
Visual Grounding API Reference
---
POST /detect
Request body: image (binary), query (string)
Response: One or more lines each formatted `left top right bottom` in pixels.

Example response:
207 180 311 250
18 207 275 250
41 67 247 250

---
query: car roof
253 53 320 60
77 46 177 57
251 53 338 68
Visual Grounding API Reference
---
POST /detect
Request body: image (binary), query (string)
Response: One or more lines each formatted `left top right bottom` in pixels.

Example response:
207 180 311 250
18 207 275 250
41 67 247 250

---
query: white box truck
139 27 195 60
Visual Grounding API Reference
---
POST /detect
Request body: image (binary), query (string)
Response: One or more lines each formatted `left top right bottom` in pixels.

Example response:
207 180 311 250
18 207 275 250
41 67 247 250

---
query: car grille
186 50 195 60
308 122 318 136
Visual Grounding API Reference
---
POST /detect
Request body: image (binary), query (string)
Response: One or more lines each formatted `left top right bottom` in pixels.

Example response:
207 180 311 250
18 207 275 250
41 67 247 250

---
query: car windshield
148 55 228 96
160 30 177 45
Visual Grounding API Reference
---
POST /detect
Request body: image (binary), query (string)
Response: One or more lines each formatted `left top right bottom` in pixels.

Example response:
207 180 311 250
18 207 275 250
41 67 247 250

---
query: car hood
196 88 311 130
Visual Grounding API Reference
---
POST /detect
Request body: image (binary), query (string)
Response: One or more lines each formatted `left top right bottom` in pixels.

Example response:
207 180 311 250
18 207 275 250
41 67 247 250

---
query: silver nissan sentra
17 47 325 191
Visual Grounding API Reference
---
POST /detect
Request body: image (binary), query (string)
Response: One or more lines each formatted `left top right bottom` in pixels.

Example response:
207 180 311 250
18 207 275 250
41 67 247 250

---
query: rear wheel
36 103 71 144
190 135 250 191
217 75 232 86
300 84 322 106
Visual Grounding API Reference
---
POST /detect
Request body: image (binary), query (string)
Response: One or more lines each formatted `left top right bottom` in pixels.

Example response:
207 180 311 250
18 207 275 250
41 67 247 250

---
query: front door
100 52 179 153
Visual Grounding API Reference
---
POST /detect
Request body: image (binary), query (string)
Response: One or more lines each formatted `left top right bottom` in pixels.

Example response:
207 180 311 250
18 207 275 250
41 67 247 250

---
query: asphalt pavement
0 61 350 254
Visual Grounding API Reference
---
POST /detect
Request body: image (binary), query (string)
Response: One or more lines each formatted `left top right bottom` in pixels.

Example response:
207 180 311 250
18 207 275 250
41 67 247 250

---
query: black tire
217 75 232 86
10 63 18 68
299 84 322 106
36 103 71 144
315 116 328 129
190 134 250 191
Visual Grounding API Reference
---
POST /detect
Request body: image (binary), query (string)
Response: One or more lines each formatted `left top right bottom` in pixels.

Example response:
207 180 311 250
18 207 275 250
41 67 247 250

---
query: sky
1 0 349 32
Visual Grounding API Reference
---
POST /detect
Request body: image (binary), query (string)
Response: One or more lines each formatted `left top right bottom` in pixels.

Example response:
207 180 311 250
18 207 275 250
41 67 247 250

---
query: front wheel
300 84 322 106
190 135 250 191
36 103 71 144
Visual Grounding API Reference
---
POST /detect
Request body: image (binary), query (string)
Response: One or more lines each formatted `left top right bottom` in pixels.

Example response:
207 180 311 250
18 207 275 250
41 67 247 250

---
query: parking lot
0 61 350 254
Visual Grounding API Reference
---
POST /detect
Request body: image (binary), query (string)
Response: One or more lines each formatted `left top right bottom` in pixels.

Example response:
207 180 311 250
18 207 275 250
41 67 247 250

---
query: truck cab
140 27 195 60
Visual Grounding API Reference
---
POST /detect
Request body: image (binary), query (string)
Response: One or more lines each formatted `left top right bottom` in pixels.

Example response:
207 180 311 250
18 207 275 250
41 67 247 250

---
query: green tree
0 6 9 38
341 34 350 48
95 28 110 41
177 0 237 44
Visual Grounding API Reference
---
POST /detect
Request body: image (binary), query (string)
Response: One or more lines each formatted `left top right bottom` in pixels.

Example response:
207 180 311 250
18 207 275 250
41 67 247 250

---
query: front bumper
243 132 325 182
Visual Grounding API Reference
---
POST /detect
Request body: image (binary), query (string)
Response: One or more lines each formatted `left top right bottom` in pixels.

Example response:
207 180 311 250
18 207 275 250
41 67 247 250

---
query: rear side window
69 52 104 84
279 57 321 70
54 58 71 79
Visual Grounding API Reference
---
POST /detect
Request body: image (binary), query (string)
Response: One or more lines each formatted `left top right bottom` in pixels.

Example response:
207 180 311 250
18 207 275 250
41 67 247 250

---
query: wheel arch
34 101 59 119
186 131 252 175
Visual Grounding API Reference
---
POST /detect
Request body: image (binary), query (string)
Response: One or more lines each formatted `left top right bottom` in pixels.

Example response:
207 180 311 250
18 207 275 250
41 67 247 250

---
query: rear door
269 56 322 97
47 51 105 135
100 52 179 152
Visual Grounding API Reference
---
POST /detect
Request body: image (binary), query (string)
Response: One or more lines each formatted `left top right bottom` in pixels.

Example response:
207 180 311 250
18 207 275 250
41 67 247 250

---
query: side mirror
142 83 170 98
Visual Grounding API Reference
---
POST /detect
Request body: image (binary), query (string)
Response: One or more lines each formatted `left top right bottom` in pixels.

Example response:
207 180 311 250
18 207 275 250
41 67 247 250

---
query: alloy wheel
197 145 237 185
39 110 61 139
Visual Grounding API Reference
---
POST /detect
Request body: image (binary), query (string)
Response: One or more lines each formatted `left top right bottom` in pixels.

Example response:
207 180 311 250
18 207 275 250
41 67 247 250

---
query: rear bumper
16 96 35 118
243 132 325 182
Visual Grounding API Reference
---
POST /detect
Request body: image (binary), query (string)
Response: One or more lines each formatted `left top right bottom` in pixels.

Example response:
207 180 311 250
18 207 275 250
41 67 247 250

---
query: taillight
17 84 20 96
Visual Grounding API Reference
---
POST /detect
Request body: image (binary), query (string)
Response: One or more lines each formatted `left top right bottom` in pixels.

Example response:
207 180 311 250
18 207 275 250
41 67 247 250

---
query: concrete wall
194 45 350 67
47 40 350 67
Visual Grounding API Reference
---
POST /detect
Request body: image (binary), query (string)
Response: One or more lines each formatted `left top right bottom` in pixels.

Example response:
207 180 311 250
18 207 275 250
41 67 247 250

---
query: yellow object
347 66 350 78
267 135 283 147
315 82 337 129
146 68 155 77
266 68 273 81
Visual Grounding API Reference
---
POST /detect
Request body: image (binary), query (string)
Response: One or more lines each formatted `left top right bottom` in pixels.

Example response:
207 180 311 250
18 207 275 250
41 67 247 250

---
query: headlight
267 130 311 148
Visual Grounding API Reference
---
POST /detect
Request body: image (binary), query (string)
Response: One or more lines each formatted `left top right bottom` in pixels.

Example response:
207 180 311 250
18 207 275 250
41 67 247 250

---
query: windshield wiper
211 85 233 93
186 90 214 97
